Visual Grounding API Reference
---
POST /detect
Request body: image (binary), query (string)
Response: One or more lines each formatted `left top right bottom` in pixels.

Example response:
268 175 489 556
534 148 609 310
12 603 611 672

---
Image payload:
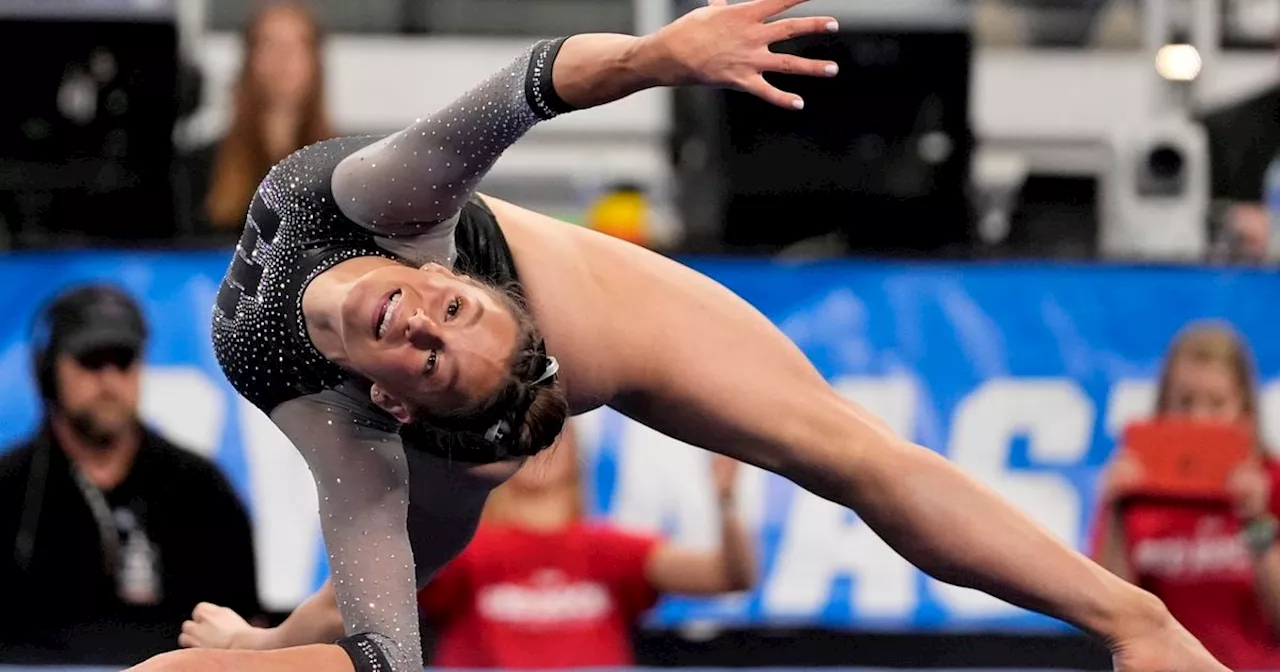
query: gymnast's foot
1109 600 1232 672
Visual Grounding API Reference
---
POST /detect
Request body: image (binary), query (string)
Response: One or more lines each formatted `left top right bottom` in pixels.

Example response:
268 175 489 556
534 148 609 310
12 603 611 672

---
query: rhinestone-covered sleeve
331 39 570 236
270 396 423 672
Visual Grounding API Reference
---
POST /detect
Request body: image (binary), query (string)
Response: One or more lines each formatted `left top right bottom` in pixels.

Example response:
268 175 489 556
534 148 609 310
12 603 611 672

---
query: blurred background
3 0 1280 670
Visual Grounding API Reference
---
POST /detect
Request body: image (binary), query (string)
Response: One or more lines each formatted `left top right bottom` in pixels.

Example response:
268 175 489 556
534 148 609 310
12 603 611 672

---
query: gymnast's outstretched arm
125 394 424 672
259 391 521 672
266 394 426 672
331 0 838 234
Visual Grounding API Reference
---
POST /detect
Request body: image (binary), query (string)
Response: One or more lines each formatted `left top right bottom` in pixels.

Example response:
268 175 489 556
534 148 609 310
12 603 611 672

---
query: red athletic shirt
418 522 662 669
1089 461 1280 670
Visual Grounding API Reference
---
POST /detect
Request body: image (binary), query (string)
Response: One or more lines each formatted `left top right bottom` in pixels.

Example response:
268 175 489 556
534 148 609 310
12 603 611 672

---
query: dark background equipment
671 26 974 256
0 3 180 247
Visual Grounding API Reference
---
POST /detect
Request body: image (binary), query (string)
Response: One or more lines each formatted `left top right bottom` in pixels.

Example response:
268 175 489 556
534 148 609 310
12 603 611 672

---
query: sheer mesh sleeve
270 389 512 672
332 38 571 236
270 392 423 672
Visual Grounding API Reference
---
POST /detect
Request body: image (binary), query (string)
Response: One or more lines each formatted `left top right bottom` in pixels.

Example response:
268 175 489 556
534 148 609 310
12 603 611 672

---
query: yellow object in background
589 185 650 247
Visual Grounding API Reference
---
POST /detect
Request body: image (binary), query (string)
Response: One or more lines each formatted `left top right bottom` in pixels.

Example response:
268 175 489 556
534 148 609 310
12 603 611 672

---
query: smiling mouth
375 289 403 340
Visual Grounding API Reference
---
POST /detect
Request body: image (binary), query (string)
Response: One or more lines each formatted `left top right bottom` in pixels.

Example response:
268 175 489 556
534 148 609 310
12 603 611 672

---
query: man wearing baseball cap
0 284 261 666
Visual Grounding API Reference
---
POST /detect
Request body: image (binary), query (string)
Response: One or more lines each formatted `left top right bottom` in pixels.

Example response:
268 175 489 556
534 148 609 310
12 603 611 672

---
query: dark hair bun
398 379 568 462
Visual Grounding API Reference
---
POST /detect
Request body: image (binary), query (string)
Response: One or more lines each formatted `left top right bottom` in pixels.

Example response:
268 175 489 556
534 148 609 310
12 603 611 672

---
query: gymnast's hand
180 602 276 651
650 0 840 110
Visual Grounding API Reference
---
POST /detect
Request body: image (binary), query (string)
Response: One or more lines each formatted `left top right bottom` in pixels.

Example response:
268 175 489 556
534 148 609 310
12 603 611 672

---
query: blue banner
0 251 1278 632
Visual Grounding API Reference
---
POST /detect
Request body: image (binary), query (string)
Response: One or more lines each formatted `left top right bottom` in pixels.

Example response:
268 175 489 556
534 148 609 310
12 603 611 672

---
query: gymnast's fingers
740 74 804 110
765 53 838 79
749 0 811 19
179 620 203 648
192 601 218 619
766 16 839 42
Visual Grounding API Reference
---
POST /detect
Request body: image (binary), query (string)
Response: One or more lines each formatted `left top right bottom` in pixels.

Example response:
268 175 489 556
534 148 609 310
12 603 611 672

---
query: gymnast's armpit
331 38 572 235
269 393 423 672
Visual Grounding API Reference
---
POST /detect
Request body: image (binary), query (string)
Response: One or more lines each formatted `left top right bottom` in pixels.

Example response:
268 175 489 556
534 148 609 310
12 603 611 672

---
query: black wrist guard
524 36 575 119
335 633 392 672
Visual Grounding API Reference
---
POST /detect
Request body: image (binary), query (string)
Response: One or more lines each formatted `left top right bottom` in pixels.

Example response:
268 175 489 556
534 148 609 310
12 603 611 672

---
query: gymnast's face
341 262 521 422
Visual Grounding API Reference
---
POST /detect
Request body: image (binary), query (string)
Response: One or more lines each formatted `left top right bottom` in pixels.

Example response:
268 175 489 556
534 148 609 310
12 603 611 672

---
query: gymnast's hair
398 281 568 461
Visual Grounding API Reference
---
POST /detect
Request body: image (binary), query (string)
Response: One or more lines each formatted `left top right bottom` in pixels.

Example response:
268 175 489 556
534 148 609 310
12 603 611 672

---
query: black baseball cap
39 284 147 359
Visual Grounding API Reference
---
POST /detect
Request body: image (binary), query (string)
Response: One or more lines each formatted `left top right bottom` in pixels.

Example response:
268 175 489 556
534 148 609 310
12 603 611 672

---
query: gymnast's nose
406 309 443 349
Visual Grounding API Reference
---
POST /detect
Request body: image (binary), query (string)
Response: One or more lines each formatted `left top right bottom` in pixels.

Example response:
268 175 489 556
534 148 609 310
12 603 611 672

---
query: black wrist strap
524 36 576 119
335 633 391 672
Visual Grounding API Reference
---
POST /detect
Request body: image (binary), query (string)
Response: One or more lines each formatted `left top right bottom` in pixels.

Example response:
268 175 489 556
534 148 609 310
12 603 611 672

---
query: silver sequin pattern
212 135 393 414
271 394 420 672
332 43 549 236
211 42 559 672
213 42 553 415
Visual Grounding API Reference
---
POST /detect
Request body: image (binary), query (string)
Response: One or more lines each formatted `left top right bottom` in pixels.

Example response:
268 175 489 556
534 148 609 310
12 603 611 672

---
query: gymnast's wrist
547 34 666 111
630 31 687 88
334 633 392 672
229 626 280 650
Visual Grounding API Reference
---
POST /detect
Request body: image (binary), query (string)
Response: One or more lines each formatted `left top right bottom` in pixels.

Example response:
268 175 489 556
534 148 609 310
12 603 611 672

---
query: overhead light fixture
1155 43 1202 82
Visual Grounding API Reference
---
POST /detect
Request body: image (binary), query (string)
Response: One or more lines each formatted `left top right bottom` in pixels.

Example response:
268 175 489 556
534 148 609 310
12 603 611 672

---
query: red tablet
1122 419 1253 501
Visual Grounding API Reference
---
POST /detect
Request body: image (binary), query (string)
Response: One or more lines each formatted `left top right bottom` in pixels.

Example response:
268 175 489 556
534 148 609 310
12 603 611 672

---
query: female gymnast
132 1 1229 670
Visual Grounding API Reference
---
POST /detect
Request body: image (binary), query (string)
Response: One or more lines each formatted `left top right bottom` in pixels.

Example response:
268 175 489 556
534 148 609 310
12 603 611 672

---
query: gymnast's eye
445 297 461 321
424 351 439 376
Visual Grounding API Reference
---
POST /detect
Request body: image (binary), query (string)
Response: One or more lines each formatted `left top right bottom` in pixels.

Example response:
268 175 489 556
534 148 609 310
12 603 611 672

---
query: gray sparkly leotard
210 38 573 672
211 138 524 417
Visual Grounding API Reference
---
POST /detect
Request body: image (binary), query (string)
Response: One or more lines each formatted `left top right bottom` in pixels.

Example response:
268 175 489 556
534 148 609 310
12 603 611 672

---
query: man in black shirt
0 284 261 665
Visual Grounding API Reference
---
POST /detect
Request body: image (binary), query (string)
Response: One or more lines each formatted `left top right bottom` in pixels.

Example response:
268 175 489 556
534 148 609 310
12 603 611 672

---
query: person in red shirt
174 425 755 668
1091 321 1280 670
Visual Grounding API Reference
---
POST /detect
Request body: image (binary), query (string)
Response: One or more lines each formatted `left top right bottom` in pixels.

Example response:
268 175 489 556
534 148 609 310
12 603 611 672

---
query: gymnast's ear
370 384 413 424
419 261 448 274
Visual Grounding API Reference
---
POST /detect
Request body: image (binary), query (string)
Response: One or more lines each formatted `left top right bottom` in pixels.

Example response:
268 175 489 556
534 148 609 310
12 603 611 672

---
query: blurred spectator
1090 322 1280 670
178 425 756 668
419 429 754 668
1200 76 1280 262
178 1 334 236
0 284 260 666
